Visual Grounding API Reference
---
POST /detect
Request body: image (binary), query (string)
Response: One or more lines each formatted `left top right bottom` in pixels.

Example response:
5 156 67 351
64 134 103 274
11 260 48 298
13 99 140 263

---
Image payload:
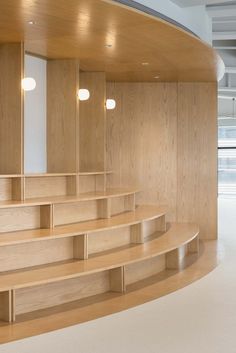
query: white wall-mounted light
106 99 116 110
78 88 90 101
21 77 36 91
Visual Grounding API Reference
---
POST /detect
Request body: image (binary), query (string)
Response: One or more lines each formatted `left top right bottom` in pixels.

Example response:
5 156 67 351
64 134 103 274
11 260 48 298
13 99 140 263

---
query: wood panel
110 267 125 293
79 175 106 193
106 82 177 221
107 82 217 240
0 222 199 291
0 240 218 343
88 227 130 255
0 238 73 272
79 72 106 171
47 59 79 173
0 179 12 201
0 43 23 174
125 255 165 285
0 207 41 233
53 201 99 226
74 234 88 260
0 205 168 247
143 217 166 239
0 291 12 322
15 271 110 315
0 1 221 82
110 195 135 216
25 176 68 199
177 83 217 240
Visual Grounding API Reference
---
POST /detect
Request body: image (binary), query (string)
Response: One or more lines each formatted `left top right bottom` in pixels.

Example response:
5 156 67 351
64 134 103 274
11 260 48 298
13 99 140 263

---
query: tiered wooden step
0 222 199 292
0 175 200 328
0 171 113 202
0 188 138 208
0 188 139 232
0 202 199 323
0 205 167 246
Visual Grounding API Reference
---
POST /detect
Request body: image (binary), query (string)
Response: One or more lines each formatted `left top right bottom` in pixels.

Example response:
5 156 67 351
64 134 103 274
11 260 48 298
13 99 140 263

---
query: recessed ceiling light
142 62 149 66
28 20 36 25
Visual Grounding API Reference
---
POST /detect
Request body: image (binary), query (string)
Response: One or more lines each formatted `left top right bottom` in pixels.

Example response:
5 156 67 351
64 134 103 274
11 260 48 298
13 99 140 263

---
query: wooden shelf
0 205 167 246
25 173 77 178
0 222 199 292
0 175 22 178
78 171 112 175
0 172 113 178
0 188 139 209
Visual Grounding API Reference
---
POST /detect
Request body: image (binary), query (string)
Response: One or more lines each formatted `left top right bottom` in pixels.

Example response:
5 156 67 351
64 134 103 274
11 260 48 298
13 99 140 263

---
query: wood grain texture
125 256 165 285
107 82 217 239
53 200 99 226
0 222 199 291
15 271 110 315
106 82 177 221
0 238 73 272
0 43 23 174
74 234 88 260
47 59 79 173
0 188 138 209
25 177 68 199
110 267 125 293
79 72 106 171
0 1 221 82
0 206 41 233
0 205 168 247
0 179 12 201
177 83 217 240
0 240 219 343
88 227 130 255
0 291 12 322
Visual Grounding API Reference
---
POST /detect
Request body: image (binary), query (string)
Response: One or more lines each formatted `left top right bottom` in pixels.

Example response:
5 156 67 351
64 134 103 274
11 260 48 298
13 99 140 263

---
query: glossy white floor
0 196 235 353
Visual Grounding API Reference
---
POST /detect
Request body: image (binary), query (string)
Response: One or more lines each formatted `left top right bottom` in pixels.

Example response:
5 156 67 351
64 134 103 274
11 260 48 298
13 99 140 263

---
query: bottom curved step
0 226 219 344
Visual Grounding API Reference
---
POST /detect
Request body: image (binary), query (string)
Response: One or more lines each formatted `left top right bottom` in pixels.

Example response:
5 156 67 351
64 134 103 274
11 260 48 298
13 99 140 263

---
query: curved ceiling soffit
108 0 225 82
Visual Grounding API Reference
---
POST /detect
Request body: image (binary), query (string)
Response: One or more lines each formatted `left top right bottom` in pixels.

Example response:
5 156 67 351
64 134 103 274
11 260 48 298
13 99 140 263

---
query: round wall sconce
21 77 36 91
78 89 90 101
106 99 116 110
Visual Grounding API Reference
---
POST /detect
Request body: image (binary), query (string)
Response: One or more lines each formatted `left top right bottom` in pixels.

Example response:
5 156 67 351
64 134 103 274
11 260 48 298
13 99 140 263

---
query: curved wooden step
0 188 139 209
0 171 112 178
0 222 199 292
0 205 167 246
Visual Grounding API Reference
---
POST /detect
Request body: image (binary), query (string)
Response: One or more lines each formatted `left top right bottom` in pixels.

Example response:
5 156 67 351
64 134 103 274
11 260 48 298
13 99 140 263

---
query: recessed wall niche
24 54 47 174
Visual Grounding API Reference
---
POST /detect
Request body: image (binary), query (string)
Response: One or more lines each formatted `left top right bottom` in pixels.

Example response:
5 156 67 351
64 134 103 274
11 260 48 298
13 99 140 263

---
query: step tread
0 222 199 291
0 205 167 246
0 187 139 209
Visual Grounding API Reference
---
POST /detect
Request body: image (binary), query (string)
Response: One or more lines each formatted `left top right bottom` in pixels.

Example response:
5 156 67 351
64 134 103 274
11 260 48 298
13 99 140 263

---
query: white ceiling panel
171 0 236 7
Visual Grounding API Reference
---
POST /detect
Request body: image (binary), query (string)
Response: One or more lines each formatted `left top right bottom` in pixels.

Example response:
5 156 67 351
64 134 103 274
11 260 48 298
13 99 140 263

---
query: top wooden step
0 222 199 292
0 188 139 209
0 171 113 178
0 205 167 246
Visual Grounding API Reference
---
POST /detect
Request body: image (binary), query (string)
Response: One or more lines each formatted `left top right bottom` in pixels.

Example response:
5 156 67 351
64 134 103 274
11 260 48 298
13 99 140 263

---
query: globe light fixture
106 99 116 110
21 77 36 91
78 89 90 101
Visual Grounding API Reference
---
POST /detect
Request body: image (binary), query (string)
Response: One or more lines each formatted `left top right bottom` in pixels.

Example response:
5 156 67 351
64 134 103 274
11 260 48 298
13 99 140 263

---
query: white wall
134 0 212 43
24 55 47 173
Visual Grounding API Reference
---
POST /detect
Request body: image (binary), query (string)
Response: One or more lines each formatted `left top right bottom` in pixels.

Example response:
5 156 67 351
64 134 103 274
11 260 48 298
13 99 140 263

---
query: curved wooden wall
107 82 217 240
0 0 220 343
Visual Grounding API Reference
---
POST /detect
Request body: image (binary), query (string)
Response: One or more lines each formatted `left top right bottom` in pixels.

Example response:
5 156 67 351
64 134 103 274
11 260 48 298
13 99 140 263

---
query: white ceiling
171 0 236 7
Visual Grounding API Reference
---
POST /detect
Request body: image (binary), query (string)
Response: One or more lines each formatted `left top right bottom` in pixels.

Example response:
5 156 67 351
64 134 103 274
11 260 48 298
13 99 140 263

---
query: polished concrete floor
0 196 235 353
